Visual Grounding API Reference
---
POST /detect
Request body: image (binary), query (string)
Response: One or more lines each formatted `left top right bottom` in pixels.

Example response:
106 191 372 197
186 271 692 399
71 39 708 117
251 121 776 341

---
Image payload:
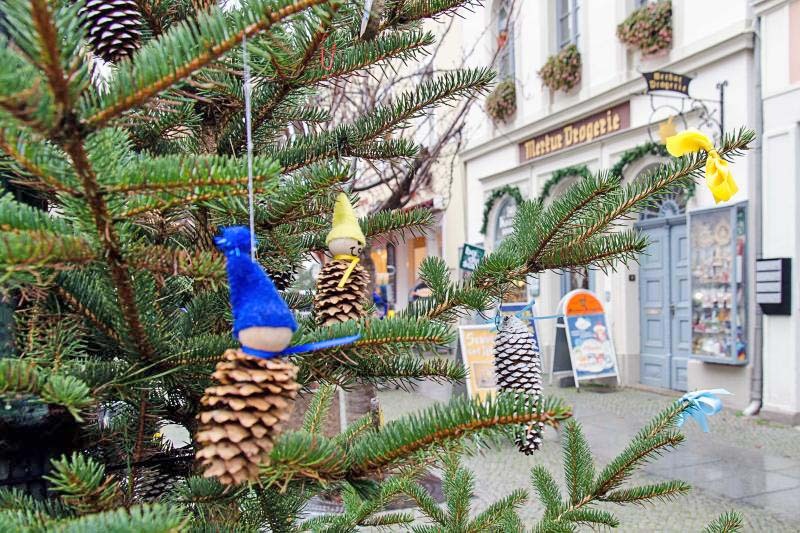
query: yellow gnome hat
326 193 366 246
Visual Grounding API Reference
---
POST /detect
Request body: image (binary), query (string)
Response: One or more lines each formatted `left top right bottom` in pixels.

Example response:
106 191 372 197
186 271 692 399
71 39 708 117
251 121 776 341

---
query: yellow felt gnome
313 193 371 326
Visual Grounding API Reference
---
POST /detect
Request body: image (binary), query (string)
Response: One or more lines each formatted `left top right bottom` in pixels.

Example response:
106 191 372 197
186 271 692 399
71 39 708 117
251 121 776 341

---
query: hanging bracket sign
642 71 692 96
459 243 485 271
553 289 620 387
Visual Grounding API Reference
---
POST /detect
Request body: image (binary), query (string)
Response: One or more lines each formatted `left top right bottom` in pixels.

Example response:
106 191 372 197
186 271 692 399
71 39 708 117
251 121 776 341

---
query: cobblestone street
379 381 800 532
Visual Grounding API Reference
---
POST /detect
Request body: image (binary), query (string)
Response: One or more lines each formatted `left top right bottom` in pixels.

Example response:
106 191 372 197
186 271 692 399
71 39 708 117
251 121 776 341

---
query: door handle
669 304 675 317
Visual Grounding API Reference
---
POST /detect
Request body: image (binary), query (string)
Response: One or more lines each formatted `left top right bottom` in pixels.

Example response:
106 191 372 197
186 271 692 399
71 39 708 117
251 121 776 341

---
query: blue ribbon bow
676 389 731 432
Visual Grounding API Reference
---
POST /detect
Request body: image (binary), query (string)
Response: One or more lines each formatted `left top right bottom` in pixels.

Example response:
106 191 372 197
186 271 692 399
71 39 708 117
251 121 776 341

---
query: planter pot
0 400 79 498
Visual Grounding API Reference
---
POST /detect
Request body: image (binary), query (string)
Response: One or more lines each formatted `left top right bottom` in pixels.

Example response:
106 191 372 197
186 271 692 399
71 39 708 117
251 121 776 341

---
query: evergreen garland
537 164 592 202
480 184 524 235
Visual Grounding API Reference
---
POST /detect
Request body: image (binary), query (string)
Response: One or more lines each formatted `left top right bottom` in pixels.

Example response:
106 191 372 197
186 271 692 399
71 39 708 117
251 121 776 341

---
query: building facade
444 0 797 414
754 0 800 422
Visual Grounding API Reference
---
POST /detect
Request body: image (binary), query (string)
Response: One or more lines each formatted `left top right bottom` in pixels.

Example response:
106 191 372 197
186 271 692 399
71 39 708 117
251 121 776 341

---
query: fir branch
302 384 337 434
126 245 226 283
0 128 80 195
348 393 568 475
29 0 72 112
562 421 595 506
54 285 121 344
600 480 690 505
102 154 282 195
703 511 744 533
62 134 157 362
83 0 332 128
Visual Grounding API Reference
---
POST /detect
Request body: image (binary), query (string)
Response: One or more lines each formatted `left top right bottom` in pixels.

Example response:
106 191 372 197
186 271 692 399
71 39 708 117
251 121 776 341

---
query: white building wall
448 0 766 409
755 0 800 422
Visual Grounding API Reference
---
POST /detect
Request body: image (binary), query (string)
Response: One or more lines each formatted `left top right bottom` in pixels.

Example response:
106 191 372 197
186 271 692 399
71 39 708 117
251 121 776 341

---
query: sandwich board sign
552 290 619 387
458 301 542 401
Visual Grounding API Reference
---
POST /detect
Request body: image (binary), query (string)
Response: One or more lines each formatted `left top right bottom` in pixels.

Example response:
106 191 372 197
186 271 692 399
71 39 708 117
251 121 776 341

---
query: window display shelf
689 202 748 365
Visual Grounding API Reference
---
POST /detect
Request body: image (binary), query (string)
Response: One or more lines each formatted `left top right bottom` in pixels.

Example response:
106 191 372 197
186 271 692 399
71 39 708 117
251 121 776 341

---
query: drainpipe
743 15 764 417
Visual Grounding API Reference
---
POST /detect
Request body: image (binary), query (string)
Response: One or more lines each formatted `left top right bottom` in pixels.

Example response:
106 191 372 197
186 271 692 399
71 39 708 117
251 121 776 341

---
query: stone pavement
379 381 800 532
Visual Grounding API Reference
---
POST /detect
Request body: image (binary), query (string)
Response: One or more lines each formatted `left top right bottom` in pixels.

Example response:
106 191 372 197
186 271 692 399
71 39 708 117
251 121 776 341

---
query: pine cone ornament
313 259 370 326
131 449 193 502
266 266 296 291
196 349 300 485
493 315 544 455
80 0 143 63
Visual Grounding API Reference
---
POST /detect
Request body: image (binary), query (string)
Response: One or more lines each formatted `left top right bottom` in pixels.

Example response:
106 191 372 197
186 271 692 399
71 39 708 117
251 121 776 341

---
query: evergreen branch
593 431 685 497
348 392 565 475
126 245 226 282
538 229 646 272
527 172 619 265
530 466 562 517
0 359 93 421
102 154 282 195
227 3 341 150
29 0 71 112
12 504 188 532
83 0 332 128
54 286 121 344
296 29 435 85
469 488 527 532
600 480 690 505
703 511 744 533
0 128 80 195
262 431 350 485
569 129 754 247
396 479 448 524
62 135 157 362
349 68 493 143
0 193 74 234
0 230 96 279
386 0 484 25
304 207 432 251
43 453 122 516
302 384 337 434
562 421 595 506
558 507 619 528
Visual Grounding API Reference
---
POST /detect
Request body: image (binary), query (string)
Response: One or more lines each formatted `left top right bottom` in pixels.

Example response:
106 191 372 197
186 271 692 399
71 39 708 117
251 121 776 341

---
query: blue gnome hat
215 226 297 341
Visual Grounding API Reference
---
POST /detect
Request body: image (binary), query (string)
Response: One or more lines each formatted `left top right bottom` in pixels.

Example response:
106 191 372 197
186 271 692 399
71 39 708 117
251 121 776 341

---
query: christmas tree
0 0 753 530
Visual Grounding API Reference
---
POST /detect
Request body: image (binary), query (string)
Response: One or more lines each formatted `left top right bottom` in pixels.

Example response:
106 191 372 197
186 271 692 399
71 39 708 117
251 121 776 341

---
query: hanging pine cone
266 266 297 292
493 315 544 455
80 0 143 63
313 259 370 326
196 349 300 485
131 449 194 502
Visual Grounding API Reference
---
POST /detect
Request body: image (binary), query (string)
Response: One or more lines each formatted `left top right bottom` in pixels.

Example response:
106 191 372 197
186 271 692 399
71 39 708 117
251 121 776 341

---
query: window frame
496 0 515 80
556 0 580 50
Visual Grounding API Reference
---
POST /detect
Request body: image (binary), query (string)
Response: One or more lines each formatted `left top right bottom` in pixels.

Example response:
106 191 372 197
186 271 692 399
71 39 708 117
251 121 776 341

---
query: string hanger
242 35 256 260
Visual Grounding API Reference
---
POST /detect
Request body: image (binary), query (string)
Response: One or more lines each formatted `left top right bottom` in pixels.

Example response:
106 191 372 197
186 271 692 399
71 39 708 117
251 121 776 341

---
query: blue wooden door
639 225 670 388
669 222 689 391
638 219 688 391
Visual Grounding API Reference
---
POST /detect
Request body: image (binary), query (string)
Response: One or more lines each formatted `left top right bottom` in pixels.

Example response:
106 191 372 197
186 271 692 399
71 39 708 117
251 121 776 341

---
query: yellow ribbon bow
333 254 360 288
665 129 738 204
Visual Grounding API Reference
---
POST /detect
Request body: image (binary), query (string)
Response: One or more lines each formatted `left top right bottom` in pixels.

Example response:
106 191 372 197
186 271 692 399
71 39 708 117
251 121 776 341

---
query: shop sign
459 243 485 271
519 102 630 162
642 70 692 95
458 325 497 401
556 290 619 384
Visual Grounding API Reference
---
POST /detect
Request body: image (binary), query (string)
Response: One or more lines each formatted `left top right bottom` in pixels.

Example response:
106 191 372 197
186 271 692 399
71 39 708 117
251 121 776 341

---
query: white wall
753 0 800 421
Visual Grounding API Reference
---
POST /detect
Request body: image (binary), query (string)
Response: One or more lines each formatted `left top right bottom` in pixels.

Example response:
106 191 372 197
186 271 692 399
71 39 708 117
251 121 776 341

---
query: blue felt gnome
197 227 360 485
214 226 297 354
